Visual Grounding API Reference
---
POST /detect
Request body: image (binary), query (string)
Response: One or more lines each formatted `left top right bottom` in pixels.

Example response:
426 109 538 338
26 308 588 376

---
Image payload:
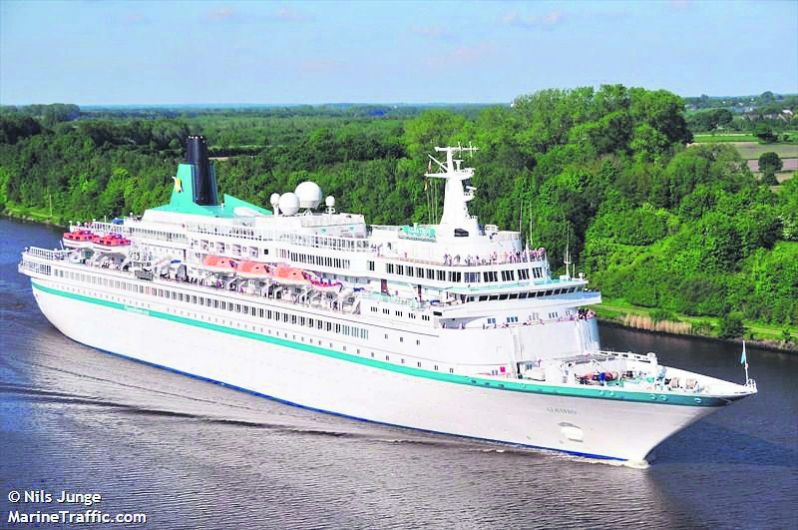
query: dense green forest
1 88 796 340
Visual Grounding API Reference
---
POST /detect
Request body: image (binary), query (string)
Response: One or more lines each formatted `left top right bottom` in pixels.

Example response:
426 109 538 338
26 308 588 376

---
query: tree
754 123 777 143
758 151 783 185
719 312 745 339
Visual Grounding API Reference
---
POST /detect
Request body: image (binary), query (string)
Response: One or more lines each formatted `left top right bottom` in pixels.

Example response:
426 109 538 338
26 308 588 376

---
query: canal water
1 218 796 529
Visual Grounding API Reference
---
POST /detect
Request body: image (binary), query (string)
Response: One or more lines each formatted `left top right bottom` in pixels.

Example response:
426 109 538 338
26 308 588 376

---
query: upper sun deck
75 142 560 289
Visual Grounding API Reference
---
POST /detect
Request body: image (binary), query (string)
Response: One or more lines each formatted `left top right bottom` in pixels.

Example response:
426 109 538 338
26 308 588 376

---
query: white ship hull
31 278 721 463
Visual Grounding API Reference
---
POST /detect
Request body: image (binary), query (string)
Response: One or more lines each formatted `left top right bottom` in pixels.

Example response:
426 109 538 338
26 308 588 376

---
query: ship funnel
185 135 218 206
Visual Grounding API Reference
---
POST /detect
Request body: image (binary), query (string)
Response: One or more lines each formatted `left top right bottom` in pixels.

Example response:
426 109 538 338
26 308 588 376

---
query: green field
692 133 760 143
732 142 798 160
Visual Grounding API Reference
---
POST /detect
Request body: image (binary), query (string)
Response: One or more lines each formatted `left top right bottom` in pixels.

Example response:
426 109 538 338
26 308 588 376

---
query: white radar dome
325 196 335 208
269 193 281 206
294 181 323 209
279 192 300 216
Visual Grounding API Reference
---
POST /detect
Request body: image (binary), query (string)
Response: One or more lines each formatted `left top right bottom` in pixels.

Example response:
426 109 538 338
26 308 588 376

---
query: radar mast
425 145 480 237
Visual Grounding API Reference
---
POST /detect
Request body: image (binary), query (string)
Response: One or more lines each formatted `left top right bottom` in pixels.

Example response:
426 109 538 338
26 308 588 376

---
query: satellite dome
294 181 323 209
279 192 300 216
325 196 335 208
269 193 281 206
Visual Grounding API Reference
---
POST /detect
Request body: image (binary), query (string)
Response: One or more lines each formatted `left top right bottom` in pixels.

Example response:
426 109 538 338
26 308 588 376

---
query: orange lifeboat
63 229 94 247
63 229 93 241
270 264 309 286
201 255 238 273
94 233 131 248
237 260 271 279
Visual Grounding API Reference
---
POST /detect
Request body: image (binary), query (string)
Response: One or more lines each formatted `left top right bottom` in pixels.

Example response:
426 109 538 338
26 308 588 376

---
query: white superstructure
19 137 757 463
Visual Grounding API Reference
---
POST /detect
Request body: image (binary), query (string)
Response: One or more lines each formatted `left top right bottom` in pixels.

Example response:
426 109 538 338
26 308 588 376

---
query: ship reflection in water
1 218 796 529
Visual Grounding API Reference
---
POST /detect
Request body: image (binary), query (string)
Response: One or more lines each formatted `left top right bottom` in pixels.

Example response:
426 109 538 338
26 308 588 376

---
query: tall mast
425 145 479 236
563 229 572 279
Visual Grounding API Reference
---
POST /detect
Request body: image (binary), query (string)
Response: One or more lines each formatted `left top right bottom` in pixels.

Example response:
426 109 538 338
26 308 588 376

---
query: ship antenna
563 229 572 279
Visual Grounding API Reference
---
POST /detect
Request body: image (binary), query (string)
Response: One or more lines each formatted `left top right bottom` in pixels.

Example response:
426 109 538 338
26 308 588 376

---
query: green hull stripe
31 280 730 407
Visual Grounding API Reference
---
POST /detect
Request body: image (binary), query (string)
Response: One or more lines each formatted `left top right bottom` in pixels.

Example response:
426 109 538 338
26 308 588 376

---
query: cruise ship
19 136 757 463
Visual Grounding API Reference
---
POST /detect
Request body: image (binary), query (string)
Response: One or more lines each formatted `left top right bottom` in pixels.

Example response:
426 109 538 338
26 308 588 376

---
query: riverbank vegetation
1 88 796 347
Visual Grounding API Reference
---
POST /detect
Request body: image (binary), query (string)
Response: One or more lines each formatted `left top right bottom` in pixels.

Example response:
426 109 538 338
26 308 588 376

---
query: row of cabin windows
55 270 464 373
486 314 545 325
370 306 430 322
193 240 267 259
475 286 579 302
57 269 368 340
129 227 185 243
59 280 452 373
280 249 350 270
384 263 544 284
25 262 52 275
55 270 459 373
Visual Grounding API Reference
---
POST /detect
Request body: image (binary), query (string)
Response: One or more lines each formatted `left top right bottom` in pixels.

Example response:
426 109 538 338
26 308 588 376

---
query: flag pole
741 340 749 383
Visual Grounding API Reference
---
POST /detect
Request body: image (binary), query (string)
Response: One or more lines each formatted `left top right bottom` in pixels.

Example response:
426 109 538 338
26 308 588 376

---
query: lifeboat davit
271 264 309 286
306 272 343 290
237 260 271 279
201 255 238 273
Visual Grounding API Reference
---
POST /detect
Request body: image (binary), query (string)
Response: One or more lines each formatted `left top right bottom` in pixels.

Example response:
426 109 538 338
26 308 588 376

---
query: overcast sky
2 0 796 105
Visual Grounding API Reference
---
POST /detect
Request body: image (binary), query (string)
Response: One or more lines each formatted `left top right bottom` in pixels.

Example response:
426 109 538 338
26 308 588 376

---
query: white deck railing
186 223 372 253
23 247 71 261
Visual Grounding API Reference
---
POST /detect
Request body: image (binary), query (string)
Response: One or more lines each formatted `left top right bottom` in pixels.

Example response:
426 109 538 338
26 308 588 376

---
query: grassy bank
595 298 798 352
2 203 68 227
